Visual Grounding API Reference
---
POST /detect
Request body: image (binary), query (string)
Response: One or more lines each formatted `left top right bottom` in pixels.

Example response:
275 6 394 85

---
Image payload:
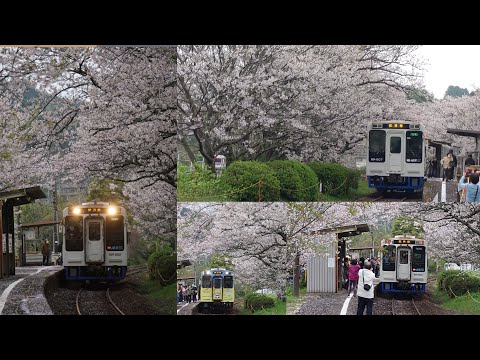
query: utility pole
53 180 59 258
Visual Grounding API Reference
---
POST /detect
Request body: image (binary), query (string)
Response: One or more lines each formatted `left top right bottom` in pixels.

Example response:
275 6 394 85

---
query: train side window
65 216 83 251
224 276 233 288
412 246 426 272
202 276 211 288
213 278 222 289
382 245 396 271
406 131 423 163
369 130 386 162
390 137 401 153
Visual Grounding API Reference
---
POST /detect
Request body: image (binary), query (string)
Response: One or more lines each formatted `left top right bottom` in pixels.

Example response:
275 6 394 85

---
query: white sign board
24 229 36 240
327 257 335 268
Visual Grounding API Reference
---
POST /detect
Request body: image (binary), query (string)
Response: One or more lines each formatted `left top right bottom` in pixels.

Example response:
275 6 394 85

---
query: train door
85 218 104 263
396 248 411 281
212 276 223 301
387 132 403 173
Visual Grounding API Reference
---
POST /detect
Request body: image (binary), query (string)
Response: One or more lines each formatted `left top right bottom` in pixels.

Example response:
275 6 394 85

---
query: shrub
244 293 275 312
348 168 362 190
220 161 280 201
147 245 176 286
307 162 352 196
449 273 480 295
266 160 319 201
177 163 226 200
437 270 461 290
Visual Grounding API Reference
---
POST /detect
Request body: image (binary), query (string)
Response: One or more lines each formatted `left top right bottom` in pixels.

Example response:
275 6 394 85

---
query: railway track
391 297 421 315
76 287 125 315
126 265 147 277
370 195 408 202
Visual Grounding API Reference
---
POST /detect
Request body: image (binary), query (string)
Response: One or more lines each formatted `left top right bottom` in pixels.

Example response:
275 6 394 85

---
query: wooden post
0 202 3 278
258 178 262 202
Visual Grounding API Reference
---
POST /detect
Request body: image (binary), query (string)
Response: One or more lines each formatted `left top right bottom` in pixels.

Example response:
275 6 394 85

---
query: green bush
147 245 177 286
437 270 461 290
307 162 352 196
177 163 226 200
348 168 362 190
266 160 319 201
449 273 480 295
220 161 280 201
244 293 275 312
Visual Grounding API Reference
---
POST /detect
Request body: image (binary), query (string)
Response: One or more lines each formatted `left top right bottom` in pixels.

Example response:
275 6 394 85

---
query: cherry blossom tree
177 45 424 168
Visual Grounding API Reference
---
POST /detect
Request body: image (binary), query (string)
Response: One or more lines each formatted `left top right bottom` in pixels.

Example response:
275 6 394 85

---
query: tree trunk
180 139 197 163
293 252 300 297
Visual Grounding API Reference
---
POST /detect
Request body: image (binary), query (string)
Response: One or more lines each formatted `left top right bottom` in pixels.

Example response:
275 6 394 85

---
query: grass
433 288 480 315
318 179 375 202
286 286 307 314
238 295 287 315
138 278 177 314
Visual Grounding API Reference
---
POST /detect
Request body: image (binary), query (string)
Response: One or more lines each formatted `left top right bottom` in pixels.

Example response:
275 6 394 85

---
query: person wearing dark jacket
465 154 476 166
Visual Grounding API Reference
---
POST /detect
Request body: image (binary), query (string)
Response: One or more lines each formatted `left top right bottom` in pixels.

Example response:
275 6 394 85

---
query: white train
379 235 427 294
62 202 128 281
366 120 426 195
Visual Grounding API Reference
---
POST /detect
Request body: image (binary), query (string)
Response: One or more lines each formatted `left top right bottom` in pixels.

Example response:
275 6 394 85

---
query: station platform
0 266 63 315
424 178 458 202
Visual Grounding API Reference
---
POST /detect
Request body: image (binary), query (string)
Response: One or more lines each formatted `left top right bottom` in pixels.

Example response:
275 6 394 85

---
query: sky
415 45 480 99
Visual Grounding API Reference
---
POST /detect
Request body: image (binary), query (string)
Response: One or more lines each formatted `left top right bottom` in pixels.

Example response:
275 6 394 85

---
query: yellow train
199 268 234 312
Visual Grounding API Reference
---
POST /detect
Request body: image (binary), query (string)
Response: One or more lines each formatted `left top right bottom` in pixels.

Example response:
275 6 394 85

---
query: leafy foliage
266 160 319 201
147 244 177 286
244 293 275 312
220 161 280 201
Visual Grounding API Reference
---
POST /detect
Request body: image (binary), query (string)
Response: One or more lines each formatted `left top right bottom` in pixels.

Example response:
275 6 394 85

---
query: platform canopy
21 220 61 228
177 259 192 269
309 223 370 238
0 186 46 206
447 128 480 138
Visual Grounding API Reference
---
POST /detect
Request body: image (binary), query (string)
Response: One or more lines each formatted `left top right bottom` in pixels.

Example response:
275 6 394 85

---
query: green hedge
147 245 177 286
244 293 275 312
437 270 480 295
177 163 226 200
220 161 280 201
266 160 319 201
437 270 461 290
307 162 355 196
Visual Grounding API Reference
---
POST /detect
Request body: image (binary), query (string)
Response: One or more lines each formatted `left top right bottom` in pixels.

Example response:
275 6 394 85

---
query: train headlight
72 207 81 215
108 207 117 215
206 270 211 275
226 271 229 275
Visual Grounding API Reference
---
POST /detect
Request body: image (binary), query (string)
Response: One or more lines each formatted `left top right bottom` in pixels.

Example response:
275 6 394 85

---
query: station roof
310 223 370 238
0 186 46 206
447 128 480 138
21 220 62 228
177 259 192 269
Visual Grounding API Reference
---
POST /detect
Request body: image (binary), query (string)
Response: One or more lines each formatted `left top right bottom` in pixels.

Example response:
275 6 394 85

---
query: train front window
382 245 396 271
202 276 211 288
65 216 83 251
224 276 233 288
369 130 386 162
390 137 401 153
412 246 426 272
399 250 409 264
213 278 222 289
106 215 124 251
88 222 101 241
406 131 423 163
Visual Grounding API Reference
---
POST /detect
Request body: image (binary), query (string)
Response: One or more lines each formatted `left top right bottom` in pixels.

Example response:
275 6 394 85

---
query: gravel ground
47 270 174 315
424 178 458 202
294 277 458 316
1 266 62 315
